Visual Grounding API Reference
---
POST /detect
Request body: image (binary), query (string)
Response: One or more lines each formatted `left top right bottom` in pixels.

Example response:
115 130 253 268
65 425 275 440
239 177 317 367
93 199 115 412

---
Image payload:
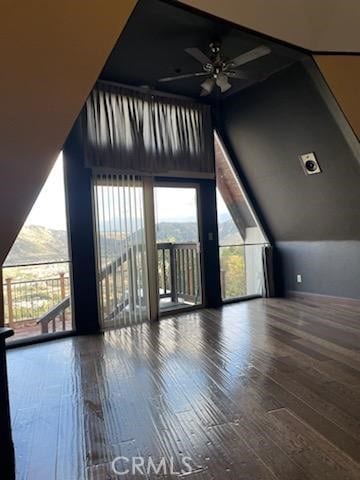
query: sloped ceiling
179 1 360 146
180 0 360 139
314 55 360 140
179 0 360 52
0 0 136 264
101 0 302 100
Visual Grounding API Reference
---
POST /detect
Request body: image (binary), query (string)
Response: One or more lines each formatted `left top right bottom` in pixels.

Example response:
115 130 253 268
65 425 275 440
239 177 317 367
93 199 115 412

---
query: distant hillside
157 220 240 244
4 225 69 265
218 219 243 245
4 220 240 266
156 222 198 243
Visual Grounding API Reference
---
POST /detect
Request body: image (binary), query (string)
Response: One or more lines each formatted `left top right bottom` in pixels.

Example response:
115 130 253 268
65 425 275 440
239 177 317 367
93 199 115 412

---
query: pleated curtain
82 83 214 178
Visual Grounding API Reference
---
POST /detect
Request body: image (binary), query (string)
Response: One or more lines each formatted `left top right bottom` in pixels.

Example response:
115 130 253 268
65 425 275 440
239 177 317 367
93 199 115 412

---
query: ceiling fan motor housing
203 63 214 73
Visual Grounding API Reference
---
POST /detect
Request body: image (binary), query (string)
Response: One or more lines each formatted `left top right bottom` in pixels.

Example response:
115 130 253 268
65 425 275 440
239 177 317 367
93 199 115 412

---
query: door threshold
160 303 204 317
6 330 75 349
222 295 262 305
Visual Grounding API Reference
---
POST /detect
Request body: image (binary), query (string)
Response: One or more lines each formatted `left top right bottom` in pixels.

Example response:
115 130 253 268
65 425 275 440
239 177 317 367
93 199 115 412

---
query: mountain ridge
4 221 240 265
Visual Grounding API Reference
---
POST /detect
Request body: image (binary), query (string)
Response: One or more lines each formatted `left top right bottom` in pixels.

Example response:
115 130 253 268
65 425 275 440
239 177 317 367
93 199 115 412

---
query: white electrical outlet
297 274 302 283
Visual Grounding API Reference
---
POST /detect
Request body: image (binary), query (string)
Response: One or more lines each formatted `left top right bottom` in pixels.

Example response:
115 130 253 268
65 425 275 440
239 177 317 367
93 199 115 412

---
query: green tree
220 246 246 298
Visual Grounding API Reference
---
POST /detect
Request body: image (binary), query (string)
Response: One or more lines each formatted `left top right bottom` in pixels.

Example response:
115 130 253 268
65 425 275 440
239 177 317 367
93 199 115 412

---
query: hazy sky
154 186 228 222
24 154 229 231
25 153 67 230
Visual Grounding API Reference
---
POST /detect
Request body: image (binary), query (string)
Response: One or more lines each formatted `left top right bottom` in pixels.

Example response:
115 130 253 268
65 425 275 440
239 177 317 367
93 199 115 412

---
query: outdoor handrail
36 297 70 334
3 242 200 333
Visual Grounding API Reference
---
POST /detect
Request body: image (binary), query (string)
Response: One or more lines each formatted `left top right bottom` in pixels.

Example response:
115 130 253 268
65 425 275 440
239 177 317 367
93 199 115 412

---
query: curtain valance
81 83 214 178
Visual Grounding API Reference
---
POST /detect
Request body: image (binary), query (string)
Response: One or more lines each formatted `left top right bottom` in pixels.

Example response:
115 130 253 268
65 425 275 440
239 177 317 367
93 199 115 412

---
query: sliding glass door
92 176 204 328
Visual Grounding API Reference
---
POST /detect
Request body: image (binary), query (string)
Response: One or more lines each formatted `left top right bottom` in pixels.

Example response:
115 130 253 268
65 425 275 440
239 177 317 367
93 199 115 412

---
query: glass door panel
93 174 149 329
154 185 202 313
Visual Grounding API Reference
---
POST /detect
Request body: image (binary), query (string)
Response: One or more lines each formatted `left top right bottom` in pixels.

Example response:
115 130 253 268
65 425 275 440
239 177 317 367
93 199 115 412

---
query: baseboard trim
286 290 360 307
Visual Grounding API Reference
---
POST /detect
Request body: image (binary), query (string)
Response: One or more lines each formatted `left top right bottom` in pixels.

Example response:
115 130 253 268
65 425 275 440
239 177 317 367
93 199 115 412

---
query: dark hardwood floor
7 298 360 479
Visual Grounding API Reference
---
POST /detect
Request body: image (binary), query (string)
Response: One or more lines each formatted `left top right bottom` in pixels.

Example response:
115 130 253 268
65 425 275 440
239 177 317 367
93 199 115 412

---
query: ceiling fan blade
158 72 208 83
227 45 271 68
216 73 232 93
185 47 212 65
200 77 215 96
226 71 253 80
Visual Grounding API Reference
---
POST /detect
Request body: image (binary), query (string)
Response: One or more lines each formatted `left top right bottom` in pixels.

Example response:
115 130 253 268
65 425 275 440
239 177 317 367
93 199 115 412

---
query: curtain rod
96 79 210 106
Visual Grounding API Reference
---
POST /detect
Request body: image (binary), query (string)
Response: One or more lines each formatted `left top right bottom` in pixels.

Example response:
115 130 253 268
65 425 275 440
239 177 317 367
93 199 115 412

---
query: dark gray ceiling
100 0 305 101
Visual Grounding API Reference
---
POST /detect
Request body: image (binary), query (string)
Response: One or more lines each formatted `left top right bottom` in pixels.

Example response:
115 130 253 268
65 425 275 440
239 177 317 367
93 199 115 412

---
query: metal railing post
5 279 14 329
59 272 66 330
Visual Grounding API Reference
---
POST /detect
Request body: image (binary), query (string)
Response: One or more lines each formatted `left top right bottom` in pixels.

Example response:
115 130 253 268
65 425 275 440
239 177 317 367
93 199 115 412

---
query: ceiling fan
158 42 271 96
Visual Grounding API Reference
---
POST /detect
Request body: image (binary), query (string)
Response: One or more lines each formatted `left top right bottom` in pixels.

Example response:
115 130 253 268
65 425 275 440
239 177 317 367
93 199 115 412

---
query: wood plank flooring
6 298 360 479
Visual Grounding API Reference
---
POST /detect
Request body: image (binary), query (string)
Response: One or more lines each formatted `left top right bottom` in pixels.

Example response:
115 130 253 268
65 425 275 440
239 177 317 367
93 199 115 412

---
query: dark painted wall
64 120 100 334
198 180 222 308
218 62 360 299
278 241 360 299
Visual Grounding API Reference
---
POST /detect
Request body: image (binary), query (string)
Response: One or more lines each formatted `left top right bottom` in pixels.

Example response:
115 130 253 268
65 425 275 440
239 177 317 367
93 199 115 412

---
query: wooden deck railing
3 272 71 330
36 297 71 334
2 242 202 335
100 242 202 322
157 242 201 305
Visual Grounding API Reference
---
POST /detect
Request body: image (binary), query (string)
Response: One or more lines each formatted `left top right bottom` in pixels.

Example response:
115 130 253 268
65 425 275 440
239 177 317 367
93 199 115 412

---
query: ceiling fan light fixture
216 73 232 93
218 81 232 93
200 77 215 95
